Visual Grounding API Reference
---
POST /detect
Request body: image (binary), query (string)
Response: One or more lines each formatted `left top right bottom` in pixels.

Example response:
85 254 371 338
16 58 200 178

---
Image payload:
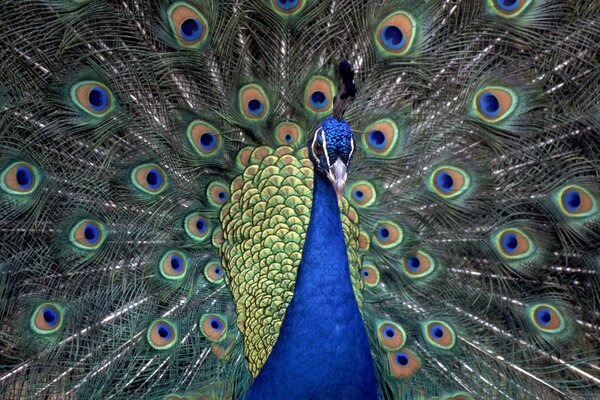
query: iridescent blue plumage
247 172 377 400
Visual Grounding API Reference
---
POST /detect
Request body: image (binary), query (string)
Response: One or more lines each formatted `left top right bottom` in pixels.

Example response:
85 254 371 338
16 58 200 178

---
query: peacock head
308 116 355 197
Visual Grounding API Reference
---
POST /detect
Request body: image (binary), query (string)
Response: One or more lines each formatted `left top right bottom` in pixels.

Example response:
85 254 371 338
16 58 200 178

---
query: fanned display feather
1 1 599 399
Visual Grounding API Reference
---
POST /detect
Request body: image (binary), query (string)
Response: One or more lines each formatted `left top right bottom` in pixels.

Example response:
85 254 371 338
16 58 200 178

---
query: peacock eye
312 140 324 157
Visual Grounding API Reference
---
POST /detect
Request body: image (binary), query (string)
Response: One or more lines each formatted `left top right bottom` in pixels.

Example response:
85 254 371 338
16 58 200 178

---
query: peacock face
308 117 355 196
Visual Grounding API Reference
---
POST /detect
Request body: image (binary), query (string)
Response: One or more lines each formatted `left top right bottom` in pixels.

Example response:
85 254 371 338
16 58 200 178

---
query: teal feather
1 1 600 399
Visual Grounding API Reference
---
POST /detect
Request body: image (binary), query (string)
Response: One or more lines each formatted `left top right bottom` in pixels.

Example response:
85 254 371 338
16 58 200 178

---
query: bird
0 0 599 399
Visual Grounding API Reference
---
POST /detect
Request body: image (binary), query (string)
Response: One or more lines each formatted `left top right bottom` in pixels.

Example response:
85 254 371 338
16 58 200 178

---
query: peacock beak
326 158 347 199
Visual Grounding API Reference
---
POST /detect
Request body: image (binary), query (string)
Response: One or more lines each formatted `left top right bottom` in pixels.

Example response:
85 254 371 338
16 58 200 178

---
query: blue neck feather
246 173 378 400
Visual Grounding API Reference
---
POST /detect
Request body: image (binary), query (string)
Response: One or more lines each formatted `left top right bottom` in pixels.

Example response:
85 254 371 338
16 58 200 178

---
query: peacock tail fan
1 0 599 399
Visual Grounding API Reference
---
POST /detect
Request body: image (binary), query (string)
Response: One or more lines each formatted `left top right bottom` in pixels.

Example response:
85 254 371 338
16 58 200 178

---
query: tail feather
1 1 599 399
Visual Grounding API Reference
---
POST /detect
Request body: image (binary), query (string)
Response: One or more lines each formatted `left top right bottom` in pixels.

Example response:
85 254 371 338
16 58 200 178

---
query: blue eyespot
214 266 222 275
170 255 183 271
479 91 500 117
431 323 444 338
180 18 202 41
360 268 370 277
15 166 33 189
196 217 207 233
276 0 299 10
406 255 420 271
199 132 218 150
501 232 518 253
384 327 395 338
157 323 173 339
377 226 390 240
564 189 581 211
367 130 387 149
88 86 109 112
530 304 563 333
145 168 163 190
31 303 64 334
381 25 405 49
247 99 264 115
84 223 99 244
210 317 223 331
535 307 552 326
353 189 365 200
71 220 106 250
309 91 327 108
395 351 409 366
497 0 519 11
305 77 334 113
240 84 270 120
42 307 58 326
436 171 454 192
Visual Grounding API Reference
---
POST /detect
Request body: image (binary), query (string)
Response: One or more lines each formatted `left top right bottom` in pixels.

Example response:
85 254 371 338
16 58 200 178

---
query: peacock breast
218 145 365 376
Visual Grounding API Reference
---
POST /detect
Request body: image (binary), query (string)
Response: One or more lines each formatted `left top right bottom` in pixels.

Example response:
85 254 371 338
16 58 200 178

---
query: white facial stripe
320 128 331 169
312 128 322 166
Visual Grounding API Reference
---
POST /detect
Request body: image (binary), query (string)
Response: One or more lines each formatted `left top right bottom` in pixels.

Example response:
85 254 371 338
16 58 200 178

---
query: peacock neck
294 170 352 294
246 172 378 400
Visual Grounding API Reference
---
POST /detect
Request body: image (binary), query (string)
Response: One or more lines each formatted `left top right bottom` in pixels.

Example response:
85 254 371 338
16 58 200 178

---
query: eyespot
70 81 114 116
184 212 210 242
31 303 63 334
159 250 188 281
494 228 535 260
474 87 517 123
147 319 178 350
489 0 532 16
207 181 229 207
375 12 416 56
70 219 107 250
272 0 305 15
429 166 470 199
347 181 376 208
275 122 303 146
403 251 435 278
373 221 403 249
304 76 335 114
530 304 565 334
167 2 208 48
1 162 40 195
362 119 399 157
556 185 597 218
200 313 227 342
204 261 225 284
131 163 167 195
423 320 455 349
186 120 221 157
388 349 420 378
239 84 269 121
360 264 380 287
377 321 406 351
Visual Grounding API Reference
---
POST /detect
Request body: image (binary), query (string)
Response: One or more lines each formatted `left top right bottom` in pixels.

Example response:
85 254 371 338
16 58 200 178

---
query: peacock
1 0 599 399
